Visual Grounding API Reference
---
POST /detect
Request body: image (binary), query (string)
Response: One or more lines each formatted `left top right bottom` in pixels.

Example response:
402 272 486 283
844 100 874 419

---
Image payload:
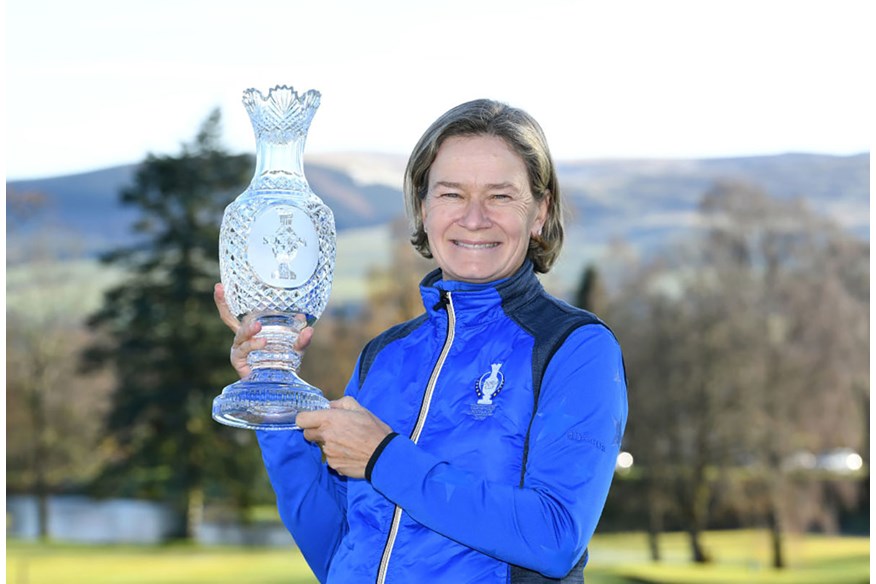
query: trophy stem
211 312 330 431
248 312 307 372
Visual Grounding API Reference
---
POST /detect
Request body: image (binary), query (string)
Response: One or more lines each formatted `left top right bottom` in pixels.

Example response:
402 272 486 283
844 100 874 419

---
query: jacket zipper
375 290 456 584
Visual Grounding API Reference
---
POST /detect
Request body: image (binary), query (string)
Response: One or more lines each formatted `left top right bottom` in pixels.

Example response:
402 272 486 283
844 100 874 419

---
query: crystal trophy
212 85 336 430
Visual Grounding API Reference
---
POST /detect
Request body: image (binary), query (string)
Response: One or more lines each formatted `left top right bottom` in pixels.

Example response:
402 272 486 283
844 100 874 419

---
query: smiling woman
405 99 565 276
419 135 548 283
216 97 628 584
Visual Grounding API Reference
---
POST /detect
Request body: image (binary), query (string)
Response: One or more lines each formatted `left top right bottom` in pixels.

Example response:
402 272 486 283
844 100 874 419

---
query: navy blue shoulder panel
505 292 605 481
499 271 609 583
502 289 601 583
502 290 604 406
357 314 429 390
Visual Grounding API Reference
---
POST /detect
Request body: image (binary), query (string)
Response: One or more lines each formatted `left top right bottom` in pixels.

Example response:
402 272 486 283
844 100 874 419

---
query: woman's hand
214 283 314 379
296 397 393 479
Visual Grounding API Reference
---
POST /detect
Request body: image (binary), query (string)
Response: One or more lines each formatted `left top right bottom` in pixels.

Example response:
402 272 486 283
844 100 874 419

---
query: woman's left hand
214 283 313 378
296 397 393 478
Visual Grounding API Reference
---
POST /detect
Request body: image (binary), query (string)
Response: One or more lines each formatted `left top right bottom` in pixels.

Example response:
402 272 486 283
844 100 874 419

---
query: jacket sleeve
367 325 628 578
256 359 365 582
257 430 346 582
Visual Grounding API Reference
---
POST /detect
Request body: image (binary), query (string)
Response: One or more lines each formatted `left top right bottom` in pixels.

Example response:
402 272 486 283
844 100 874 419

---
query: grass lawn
5 530 869 584
586 530 870 584
5 542 317 584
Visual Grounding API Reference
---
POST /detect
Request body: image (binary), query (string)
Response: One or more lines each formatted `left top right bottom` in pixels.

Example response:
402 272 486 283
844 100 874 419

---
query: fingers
216 282 313 348
295 409 324 430
301 427 321 445
233 317 263 345
296 404 392 478
231 335 266 364
295 327 314 353
230 317 265 378
217 281 316 381
297 409 329 445
214 283 241 333
330 396 362 411
217 283 255 378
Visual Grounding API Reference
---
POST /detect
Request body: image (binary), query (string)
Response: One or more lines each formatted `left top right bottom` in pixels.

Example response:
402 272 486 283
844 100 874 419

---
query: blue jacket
257 262 628 583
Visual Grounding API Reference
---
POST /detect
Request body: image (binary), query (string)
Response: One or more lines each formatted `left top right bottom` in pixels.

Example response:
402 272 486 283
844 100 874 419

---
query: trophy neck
243 86 320 189
253 139 307 180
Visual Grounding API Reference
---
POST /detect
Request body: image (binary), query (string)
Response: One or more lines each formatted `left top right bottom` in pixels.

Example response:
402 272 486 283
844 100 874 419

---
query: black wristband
365 432 399 483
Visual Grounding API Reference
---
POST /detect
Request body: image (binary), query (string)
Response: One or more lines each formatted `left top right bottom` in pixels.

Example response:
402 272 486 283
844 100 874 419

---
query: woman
215 99 628 583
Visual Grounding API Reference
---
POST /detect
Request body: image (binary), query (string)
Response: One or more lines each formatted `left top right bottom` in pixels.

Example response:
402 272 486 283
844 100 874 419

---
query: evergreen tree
85 110 268 539
573 263 608 314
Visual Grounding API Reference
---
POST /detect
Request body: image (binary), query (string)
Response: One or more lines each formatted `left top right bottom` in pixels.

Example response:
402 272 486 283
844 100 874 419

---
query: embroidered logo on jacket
469 363 504 420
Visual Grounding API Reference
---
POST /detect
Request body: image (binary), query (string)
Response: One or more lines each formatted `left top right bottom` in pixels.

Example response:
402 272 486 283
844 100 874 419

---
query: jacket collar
419 261 544 326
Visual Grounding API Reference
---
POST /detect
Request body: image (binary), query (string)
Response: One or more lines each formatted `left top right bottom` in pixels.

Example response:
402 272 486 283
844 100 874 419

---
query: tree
84 109 263 539
573 263 608 315
697 180 868 567
7 307 113 539
611 249 754 564
362 216 435 336
7 195 115 540
610 180 868 567
604 262 677 562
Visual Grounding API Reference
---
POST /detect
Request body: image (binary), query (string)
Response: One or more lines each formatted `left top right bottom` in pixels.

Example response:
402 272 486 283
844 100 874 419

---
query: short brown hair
403 99 564 273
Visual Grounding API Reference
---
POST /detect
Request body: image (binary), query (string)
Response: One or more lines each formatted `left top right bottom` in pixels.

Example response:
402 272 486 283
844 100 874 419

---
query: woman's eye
439 192 461 199
491 193 511 200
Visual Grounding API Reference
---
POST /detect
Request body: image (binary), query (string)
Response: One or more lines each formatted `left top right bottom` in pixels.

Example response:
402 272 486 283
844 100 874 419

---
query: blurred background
5 1 870 583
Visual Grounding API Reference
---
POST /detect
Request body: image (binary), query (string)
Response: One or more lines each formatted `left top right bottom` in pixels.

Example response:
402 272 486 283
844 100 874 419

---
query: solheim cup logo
250 206 317 286
212 85 336 431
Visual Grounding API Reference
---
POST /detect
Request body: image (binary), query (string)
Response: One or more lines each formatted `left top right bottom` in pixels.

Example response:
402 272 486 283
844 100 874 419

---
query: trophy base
212 368 330 431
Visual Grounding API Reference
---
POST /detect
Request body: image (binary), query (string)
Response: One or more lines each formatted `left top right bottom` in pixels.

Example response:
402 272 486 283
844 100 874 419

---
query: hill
557 153 869 249
6 157 405 259
6 151 869 300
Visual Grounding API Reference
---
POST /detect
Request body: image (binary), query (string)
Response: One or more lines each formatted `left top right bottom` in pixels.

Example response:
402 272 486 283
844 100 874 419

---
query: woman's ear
532 190 550 237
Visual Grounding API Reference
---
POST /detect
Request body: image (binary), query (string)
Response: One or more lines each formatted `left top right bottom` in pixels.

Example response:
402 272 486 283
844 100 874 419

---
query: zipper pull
433 290 450 311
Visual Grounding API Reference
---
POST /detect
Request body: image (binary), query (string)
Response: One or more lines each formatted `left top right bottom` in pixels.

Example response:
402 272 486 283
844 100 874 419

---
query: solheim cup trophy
212 85 336 430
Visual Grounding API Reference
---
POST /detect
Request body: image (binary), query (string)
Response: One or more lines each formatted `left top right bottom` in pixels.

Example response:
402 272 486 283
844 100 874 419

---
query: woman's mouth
453 241 499 249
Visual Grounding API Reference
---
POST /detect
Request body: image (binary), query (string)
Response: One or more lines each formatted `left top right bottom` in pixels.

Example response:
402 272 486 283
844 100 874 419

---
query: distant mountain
557 153 870 253
6 152 869 267
6 156 407 259
7 165 143 256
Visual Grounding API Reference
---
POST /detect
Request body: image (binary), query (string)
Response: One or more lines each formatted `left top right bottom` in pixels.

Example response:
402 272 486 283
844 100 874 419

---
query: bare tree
606 262 679 562
608 179 868 567
362 217 436 336
6 257 114 539
698 180 868 566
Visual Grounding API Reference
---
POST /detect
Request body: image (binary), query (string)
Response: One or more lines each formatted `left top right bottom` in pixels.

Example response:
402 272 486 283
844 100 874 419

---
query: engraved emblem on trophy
212 85 336 430
266 210 307 281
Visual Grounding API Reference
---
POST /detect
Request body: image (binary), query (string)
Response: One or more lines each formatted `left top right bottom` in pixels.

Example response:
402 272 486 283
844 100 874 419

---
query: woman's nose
458 198 491 229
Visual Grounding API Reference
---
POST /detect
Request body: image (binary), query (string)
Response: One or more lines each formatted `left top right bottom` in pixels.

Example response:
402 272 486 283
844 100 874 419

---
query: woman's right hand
213 283 314 379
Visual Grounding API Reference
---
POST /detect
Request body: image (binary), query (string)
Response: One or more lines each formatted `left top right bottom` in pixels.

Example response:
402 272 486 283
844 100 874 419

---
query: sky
5 0 872 180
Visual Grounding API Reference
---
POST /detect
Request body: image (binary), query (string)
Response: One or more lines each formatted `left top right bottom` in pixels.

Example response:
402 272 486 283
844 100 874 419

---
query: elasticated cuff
365 432 399 482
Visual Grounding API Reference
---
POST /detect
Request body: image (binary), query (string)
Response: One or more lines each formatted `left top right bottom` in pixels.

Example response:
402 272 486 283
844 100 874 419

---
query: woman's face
421 135 548 284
